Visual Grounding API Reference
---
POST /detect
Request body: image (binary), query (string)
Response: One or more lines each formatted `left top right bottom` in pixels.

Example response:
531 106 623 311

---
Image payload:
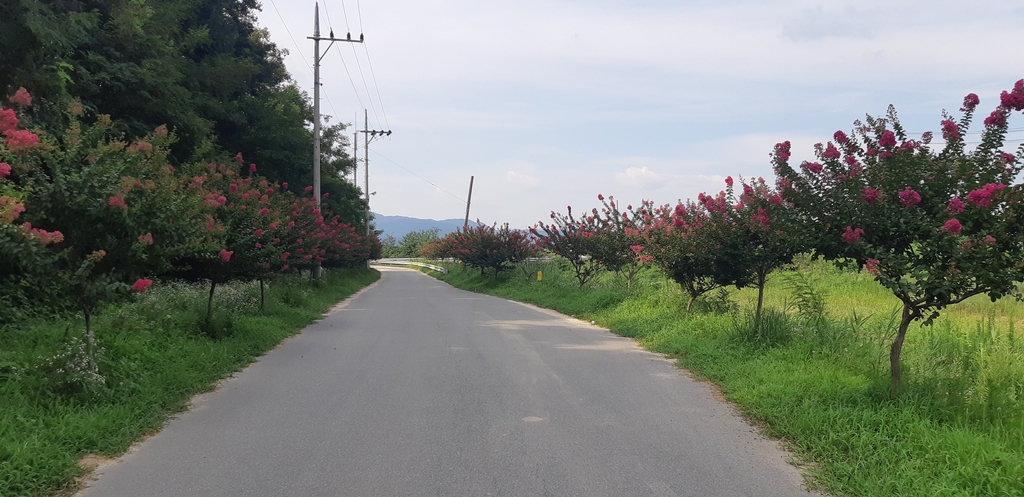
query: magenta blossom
725 176 733 187
999 79 1024 111
841 226 865 245
966 183 1006 208
984 109 1007 128
861 188 880 205
864 259 880 275
133 279 153 293
946 197 964 215
833 130 848 144
774 141 791 161
823 142 840 159
941 120 961 142
0 109 17 134
219 249 233 262
879 130 896 148
961 93 980 112
0 162 10 179
4 129 39 151
941 218 962 236
898 187 921 207
803 162 823 174
8 87 31 107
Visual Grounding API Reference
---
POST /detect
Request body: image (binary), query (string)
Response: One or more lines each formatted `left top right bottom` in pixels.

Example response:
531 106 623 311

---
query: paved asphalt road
79 267 820 497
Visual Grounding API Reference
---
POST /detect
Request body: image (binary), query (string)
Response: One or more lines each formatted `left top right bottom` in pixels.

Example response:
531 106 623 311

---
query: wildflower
961 93 980 112
946 198 964 215
841 226 864 245
8 87 31 107
219 249 233 262
898 187 921 207
941 219 962 235
133 279 153 293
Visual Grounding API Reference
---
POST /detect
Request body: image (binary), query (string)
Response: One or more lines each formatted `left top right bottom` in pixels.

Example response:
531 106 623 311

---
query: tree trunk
206 280 217 326
890 303 914 398
754 270 766 330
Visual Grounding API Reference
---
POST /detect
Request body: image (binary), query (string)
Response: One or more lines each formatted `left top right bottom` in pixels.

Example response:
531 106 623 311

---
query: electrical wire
333 44 367 113
371 150 468 205
266 0 340 118
349 42 383 130
362 43 390 130
339 0 352 34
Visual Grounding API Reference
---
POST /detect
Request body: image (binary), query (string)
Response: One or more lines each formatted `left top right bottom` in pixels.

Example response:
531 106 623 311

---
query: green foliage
448 223 537 276
382 228 440 258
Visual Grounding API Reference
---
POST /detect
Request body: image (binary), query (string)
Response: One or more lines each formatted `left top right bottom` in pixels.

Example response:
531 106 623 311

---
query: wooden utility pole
463 176 474 228
309 1 362 278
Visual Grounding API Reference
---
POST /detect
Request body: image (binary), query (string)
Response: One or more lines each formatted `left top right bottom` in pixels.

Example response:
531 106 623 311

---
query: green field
430 258 1024 497
0 269 379 497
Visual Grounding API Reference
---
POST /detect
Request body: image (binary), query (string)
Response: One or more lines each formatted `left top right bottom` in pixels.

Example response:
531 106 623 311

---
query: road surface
79 267 819 496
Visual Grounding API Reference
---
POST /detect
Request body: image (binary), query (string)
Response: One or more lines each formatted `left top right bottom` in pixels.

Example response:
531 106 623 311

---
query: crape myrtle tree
449 223 537 276
774 81 1024 394
714 176 805 326
534 205 605 287
644 197 736 311
1 89 215 354
590 194 653 290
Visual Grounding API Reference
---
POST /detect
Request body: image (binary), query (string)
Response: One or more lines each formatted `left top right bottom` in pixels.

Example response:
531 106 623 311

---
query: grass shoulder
427 261 1024 497
0 268 379 497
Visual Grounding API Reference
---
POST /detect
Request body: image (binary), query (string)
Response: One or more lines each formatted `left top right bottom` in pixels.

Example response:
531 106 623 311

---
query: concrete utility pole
463 176 474 228
360 108 391 236
309 2 362 278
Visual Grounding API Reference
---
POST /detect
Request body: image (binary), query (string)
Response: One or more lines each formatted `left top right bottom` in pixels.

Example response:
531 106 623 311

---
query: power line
349 41 383 130
333 44 367 112
371 149 468 205
266 0 340 118
362 43 390 130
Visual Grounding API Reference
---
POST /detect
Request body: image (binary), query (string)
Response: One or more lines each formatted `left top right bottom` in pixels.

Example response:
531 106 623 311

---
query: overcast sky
255 0 1024 229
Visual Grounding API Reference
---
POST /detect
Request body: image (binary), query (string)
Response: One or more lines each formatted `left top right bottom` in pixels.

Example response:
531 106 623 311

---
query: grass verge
0 268 379 497
431 260 1024 497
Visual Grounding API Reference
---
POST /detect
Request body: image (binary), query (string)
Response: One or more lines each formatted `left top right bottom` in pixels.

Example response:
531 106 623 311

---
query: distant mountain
372 213 481 240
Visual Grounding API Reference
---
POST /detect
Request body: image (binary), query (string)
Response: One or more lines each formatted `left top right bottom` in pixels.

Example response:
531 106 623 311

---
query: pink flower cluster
5 129 39 151
940 120 961 142
823 143 840 160
1000 79 1024 111
138 232 154 245
841 226 864 245
751 207 771 230
966 183 1005 208
8 88 31 107
22 222 64 245
0 162 10 179
802 162 823 174
961 93 980 112
878 130 896 148
946 197 964 215
941 219 962 236
133 279 153 293
861 188 880 205
774 141 791 162
898 187 921 207
219 249 233 262
0 195 27 223
864 259 880 275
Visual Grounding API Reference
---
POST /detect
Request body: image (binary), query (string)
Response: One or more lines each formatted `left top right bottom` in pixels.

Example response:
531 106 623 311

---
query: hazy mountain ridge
372 213 479 239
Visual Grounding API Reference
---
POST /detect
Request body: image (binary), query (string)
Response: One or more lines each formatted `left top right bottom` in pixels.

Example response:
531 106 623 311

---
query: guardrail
371 259 449 274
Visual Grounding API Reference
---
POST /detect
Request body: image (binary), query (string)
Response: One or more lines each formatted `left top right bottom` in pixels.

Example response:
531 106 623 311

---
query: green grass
431 260 1024 497
0 269 379 497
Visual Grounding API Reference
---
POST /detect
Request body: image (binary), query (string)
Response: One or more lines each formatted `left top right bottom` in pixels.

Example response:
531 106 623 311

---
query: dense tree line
0 0 365 231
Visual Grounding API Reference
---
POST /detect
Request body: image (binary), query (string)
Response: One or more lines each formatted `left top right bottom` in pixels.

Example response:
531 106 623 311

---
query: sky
255 0 1024 229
